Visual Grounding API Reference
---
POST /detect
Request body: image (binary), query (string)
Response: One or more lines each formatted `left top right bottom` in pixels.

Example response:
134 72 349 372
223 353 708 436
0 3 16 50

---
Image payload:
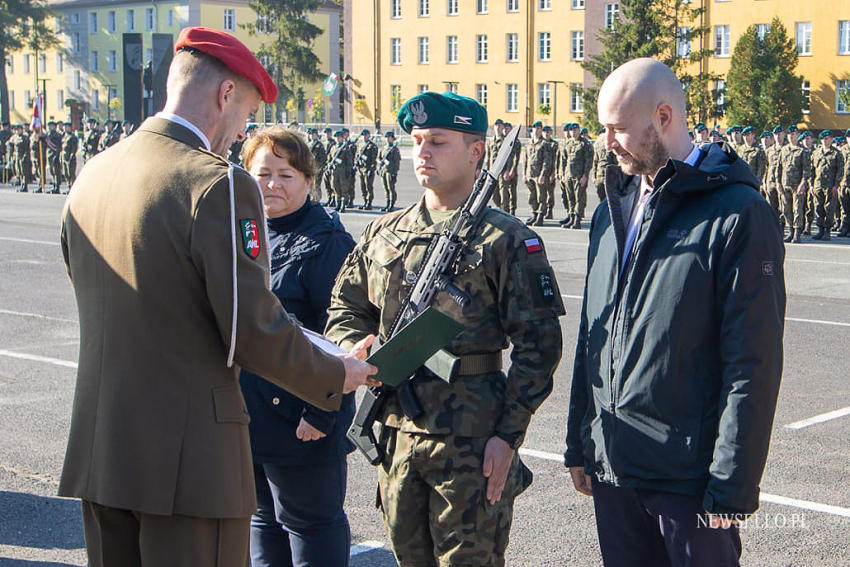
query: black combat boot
525 214 537 225
803 221 812 235
558 215 571 226
812 226 825 240
572 216 582 230
783 230 793 243
533 212 544 226
792 229 802 243
546 205 553 220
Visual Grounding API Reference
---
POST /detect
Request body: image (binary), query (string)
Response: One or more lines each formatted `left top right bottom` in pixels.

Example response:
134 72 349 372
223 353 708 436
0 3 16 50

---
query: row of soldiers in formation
228 125 402 213
722 123 850 242
1 118 134 193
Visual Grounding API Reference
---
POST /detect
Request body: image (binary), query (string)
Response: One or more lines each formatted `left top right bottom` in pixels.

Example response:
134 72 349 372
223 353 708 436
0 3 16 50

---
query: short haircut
166 49 256 98
241 126 316 180
462 132 485 146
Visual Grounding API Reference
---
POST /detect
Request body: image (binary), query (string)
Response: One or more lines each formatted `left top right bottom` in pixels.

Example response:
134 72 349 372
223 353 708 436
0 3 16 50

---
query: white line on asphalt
350 540 385 557
560 294 583 300
0 308 76 323
0 349 77 368
0 236 60 246
785 406 850 430
785 317 850 328
786 258 850 266
518 447 850 518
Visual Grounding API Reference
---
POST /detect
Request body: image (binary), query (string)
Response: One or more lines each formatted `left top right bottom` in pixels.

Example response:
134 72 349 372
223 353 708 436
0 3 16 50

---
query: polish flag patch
453 115 472 125
524 238 542 253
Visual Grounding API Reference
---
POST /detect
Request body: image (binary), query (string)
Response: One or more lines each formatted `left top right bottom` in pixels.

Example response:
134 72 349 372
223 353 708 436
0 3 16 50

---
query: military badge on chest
240 218 261 259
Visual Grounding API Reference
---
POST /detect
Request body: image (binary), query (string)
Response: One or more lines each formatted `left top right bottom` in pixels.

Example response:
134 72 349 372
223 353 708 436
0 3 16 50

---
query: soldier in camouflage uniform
61 122 79 191
501 121 521 216
11 125 31 191
801 131 817 234
738 126 766 196
307 128 327 203
727 125 743 153
837 132 850 237
484 119 507 210
325 92 564 567
762 131 782 220
328 130 353 212
592 128 616 204
342 128 358 207
558 123 593 229
82 119 100 163
356 129 379 210
30 126 48 193
694 123 710 144
321 127 335 205
541 126 559 219
46 121 64 192
378 130 401 211
810 130 845 241
524 121 554 226
777 126 809 243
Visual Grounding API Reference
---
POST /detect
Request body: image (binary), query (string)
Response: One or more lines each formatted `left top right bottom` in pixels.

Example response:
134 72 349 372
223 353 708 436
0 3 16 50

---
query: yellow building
4 0 343 126
346 0 850 131
345 0 587 132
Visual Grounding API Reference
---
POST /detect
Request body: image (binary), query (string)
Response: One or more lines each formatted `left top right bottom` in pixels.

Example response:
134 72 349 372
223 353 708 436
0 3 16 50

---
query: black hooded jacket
565 142 786 515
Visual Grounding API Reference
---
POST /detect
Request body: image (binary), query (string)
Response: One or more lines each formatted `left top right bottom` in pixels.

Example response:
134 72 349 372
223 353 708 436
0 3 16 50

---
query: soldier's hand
796 183 806 196
296 417 327 442
569 466 593 497
339 335 380 393
482 435 515 505
537 174 546 185
580 175 588 187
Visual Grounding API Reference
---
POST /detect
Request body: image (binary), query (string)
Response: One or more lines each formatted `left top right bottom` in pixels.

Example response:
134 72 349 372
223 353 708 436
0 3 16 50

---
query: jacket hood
654 141 761 195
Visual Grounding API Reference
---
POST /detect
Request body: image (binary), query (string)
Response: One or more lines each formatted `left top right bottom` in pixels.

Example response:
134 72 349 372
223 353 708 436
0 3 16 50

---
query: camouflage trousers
791 188 809 229
838 186 850 230
778 187 794 229
358 169 376 205
310 170 323 202
323 170 333 202
595 182 606 203
382 171 398 206
331 172 349 206
813 186 837 230
565 177 587 218
498 178 517 214
763 183 781 218
526 178 549 214
377 427 532 567
542 180 556 214
62 157 77 187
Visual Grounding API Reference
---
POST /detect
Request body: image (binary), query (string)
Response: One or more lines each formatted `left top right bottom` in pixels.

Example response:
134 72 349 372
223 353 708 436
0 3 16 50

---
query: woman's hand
296 418 327 442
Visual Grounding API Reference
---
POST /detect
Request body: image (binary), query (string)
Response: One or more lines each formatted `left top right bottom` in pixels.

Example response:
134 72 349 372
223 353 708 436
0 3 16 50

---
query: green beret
760 131 772 139
696 124 708 133
341 127 350 133
563 123 571 130
787 125 798 133
598 127 606 135
494 118 504 125
835 136 845 144
333 130 344 137
772 125 784 134
845 129 850 137
63 121 72 126
397 91 488 135
799 130 810 139
742 126 754 135
818 130 833 139
503 122 512 128
580 127 588 134
731 125 742 132
531 120 543 128
710 130 720 137
323 127 332 133
385 130 395 138
542 125 552 132
361 128 370 135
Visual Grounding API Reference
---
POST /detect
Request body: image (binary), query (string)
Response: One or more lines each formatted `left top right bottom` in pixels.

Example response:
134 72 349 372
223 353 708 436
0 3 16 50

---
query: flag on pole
30 92 44 130
321 73 340 97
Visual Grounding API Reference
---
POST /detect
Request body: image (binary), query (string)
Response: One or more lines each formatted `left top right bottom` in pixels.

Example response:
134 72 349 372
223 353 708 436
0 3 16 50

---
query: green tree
725 18 804 129
0 0 59 123
242 0 325 118
581 0 720 131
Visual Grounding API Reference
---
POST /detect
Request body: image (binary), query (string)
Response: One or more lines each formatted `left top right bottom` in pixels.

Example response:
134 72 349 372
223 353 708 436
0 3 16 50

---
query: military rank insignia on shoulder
240 218 261 259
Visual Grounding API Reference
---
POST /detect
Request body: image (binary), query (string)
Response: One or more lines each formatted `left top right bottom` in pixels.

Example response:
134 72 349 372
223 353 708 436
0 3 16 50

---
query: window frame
570 30 584 61
838 21 850 55
447 35 458 64
476 34 488 63
476 83 488 105
796 22 812 56
506 83 518 113
391 38 402 65
506 33 519 62
538 31 551 61
714 25 730 57
418 36 430 64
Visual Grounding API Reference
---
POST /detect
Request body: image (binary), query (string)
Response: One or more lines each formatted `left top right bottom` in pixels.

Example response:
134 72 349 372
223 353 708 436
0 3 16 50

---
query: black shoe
16 187 28 193
532 213 543 226
34 188 43 194
558 216 571 226
525 215 537 225
792 229 802 243
358 205 365 210
812 228 825 240
572 218 582 230
546 207 553 220
783 232 793 243
803 222 812 235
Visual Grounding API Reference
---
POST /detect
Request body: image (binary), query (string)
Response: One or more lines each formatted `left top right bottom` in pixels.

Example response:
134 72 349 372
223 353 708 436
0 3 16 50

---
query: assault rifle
347 124 522 465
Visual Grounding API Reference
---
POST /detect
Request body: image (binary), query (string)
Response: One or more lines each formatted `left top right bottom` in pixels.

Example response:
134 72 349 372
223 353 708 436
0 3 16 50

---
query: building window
477 0 488 14
418 37 429 63
538 32 551 61
73 70 81 90
801 80 810 114
25 90 31 107
506 33 519 62
38 53 46 74
419 0 429 17
448 0 458 15
23 54 30 74
447 82 458 94
476 83 487 105
714 25 730 57
391 0 401 18
6 55 13 74
419 84 429 93
447 36 458 63
89 12 97 33
572 0 584 8
223 9 235 31
570 83 583 113
108 87 118 103
145 8 154 30
107 10 116 33
476 34 488 62
605 3 619 30
108 50 117 72
92 89 100 110
90 51 99 72
837 80 850 113
538 0 551 10
127 9 135 31
71 12 79 24
391 38 401 64
508 0 519 12
677 27 691 58
506 83 518 112
715 79 725 108
571 31 584 61
796 22 812 56
57 89 64 109
839 21 850 55
72 32 80 53
755 23 770 41
9 91 14 109
168 9 174 26
538 82 550 106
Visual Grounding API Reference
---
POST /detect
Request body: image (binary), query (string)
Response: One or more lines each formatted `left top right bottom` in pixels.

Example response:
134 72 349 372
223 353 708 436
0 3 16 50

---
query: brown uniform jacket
58 117 344 519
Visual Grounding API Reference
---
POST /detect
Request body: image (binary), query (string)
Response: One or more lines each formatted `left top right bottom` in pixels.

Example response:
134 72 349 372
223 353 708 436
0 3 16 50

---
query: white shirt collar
683 143 701 166
155 112 211 151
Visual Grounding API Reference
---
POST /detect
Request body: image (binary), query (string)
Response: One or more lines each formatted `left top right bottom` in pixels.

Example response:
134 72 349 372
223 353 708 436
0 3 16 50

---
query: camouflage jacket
355 139 378 172
309 138 327 170
61 132 79 160
84 130 101 156
47 130 63 158
485 135 505 171
811 146 845 189
377 143 401 175
779 144 810 189
739 142 767 184
524 136 554 179
322 138 336 171
328 141 354 179
765 145 781 187
558 137 593 179
11 133 29 159
325 199 564 442
843 146 850 188
593 137 616 186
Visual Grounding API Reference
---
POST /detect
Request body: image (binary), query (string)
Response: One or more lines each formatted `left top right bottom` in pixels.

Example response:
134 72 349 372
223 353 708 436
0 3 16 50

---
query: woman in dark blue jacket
240 127 356 567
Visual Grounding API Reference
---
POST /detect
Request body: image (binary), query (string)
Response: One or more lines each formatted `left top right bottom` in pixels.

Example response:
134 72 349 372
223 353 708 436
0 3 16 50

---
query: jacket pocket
212 384 250 424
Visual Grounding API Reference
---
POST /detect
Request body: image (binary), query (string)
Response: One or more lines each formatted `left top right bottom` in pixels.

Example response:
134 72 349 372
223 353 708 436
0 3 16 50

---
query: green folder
367 307 466 388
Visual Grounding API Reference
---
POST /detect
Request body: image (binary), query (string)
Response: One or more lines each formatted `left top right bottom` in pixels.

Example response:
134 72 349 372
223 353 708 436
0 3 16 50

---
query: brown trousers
82 500 250 567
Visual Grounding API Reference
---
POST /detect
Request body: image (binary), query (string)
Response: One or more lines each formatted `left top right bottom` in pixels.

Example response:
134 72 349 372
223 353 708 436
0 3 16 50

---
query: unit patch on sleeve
240 218 261 259
524 238 542 254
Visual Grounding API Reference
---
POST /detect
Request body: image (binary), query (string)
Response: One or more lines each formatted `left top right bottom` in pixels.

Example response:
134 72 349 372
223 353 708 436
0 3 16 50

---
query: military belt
456 352 503 376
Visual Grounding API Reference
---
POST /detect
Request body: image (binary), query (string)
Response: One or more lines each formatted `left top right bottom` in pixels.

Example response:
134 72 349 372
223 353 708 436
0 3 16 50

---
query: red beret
175 27 278 103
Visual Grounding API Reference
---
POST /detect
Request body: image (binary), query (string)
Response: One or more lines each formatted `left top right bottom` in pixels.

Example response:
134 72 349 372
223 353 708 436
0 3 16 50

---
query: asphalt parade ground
1 158 849 566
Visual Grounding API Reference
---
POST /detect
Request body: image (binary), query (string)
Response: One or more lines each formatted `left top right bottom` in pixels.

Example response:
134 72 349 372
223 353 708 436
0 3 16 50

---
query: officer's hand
296 417 327 442
482 436 515 505
569 466 593 497
349 334 375 362
339 335 380 393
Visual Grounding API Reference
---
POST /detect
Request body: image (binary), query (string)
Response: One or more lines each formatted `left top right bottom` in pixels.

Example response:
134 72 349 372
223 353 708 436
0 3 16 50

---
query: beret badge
411 101 428 125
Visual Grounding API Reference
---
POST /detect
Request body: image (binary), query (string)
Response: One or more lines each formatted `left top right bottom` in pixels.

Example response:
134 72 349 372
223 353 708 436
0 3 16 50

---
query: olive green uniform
328 141 353 211
61 131 79 189
47 128 64 190
542 137 559 218
30 133 48 190
356 138 379 208
345 139 358 206
764 145 783 218
739 141 766 194
811 145 845 236
485 134 505 209
11 132 32 188
592 137 616 202
838 146 850 235
524 136 554 218
309 138 327 203
83 128 101 162
377 141 401 210
325 202 564 567
779 142 811 230
558 137 593 221
322 136 336 203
